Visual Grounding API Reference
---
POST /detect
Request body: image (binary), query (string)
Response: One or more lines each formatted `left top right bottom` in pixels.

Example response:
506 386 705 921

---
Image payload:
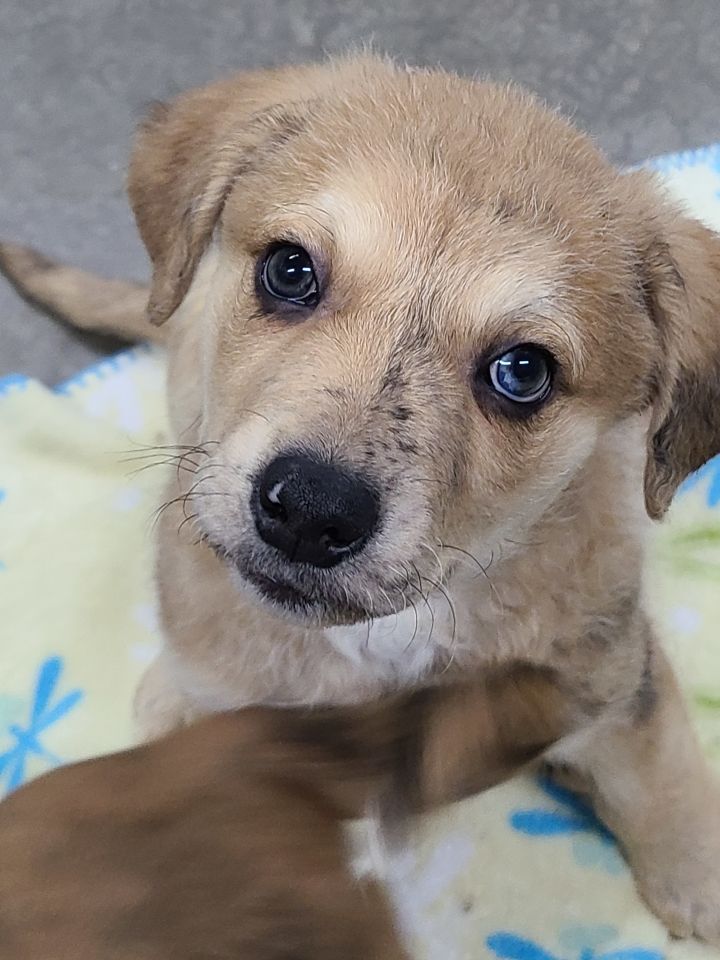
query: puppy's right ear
128 70 312 325
636 190 720 518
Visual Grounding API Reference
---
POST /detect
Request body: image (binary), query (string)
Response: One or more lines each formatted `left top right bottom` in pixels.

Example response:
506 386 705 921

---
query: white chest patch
324 599 449 686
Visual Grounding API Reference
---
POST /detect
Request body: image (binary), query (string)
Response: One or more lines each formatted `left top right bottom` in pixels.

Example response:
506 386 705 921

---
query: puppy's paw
633 802 720 945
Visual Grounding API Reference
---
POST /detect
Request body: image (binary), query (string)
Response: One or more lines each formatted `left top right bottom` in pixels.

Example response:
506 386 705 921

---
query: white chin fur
325 600 447 685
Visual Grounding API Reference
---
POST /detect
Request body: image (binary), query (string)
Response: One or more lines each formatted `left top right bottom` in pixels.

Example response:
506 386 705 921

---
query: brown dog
2 53 720 942
0 666 579 959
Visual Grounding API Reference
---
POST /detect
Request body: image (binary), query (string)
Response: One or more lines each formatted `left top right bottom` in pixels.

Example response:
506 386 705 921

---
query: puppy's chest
324 577 564 687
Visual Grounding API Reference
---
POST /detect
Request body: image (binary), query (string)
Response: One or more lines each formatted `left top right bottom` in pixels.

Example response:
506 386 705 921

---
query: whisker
124 457 200 479
419 540 446 582
409 562 436 650
119 450 202 465
407 596 420 650
412 563 458 673
376 584 400 621
115 441 218 455
400 581 422 653
440 541 504 613
178 412 203 440
504 536 547 548
117 440 218 486
438 541 489 579
237 407 272 426
118 452 190 464
423 573 457 644
177 511 200 536
151 474 220 530
361 586 377 630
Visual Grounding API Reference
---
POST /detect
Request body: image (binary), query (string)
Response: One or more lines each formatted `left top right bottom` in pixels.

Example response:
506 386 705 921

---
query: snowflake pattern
509 775 626 874
681 455 720 508
0 656 83 795
487 929 663 960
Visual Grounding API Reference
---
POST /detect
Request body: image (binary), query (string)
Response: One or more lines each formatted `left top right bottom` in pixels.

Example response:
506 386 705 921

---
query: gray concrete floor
1 0 719 384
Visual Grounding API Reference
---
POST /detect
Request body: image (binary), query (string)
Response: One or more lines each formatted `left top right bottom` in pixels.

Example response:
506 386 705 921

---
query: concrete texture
1 0 719 383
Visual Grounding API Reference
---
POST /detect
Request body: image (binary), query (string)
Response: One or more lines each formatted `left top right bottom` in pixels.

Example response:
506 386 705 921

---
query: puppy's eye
260 244 319 306
486 345 553 404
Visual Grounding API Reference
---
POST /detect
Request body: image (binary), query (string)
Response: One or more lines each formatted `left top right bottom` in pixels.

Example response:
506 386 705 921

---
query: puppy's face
131 59 720 627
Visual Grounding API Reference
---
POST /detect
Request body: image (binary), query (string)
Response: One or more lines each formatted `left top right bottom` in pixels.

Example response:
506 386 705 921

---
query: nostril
319 526 359 553
259 480 287 521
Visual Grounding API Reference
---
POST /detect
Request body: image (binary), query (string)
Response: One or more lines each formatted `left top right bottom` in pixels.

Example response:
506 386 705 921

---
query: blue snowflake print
648 143 720 204
680 455 720 508
487 929 663 960
509 775 625 874
0 656 83 794
0 373 30 398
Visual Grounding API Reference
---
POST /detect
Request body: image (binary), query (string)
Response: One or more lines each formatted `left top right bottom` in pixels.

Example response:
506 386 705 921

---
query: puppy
0 666 578 959
2 53 720 942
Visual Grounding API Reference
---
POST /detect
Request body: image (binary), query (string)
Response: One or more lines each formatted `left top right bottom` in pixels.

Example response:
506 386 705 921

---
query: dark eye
261 244 318 306
487 345 553 404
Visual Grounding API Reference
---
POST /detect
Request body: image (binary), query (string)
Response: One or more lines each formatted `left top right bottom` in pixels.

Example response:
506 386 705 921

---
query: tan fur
3 53 720 942
0 667 579 959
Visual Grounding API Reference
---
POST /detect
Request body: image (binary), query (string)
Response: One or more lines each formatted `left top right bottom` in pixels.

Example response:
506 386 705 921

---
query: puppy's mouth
244 570 314 609
240 561 378 624
204 535 404 625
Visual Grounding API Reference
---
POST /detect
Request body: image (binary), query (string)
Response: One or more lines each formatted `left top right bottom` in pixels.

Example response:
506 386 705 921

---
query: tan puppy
0 666 578 959
2 53 720 942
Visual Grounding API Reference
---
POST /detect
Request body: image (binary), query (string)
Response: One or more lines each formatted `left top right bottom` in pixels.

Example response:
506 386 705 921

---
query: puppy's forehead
234 73 621 269
295 181 564 319
250 83 621 282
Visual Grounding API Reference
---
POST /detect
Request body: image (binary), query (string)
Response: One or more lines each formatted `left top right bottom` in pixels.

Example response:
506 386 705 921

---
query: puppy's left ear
639 187 720 519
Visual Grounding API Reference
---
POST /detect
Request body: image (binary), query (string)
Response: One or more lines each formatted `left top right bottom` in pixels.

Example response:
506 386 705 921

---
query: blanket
2 142 720 960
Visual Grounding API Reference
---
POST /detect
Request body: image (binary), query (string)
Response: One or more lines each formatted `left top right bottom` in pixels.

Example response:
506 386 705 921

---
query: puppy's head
131 55 720 626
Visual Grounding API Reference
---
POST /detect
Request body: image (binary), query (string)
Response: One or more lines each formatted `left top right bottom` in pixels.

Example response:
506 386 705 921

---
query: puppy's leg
552 633 720 944
134 652 204 741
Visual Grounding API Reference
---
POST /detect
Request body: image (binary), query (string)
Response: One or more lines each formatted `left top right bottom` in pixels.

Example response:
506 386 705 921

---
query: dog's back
0 713 402 960
0 666 575 959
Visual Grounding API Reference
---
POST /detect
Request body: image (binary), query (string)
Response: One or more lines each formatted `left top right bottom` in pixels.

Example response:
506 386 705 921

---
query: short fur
0 666 580 959
3 53 720 942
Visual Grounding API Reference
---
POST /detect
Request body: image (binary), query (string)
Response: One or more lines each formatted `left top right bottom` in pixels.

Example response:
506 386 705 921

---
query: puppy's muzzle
251 454 380 568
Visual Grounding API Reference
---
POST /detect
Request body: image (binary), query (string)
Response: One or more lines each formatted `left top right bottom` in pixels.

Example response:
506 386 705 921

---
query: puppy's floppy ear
637 181 720 518
128 69 314 326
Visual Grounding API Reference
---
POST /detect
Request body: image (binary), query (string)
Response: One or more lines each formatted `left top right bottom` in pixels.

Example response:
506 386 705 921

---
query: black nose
252 455 380 568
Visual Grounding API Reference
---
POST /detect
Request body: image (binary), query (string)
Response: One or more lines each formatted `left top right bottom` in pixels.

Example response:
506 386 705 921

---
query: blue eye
261 243 319 305
488 345 553 404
